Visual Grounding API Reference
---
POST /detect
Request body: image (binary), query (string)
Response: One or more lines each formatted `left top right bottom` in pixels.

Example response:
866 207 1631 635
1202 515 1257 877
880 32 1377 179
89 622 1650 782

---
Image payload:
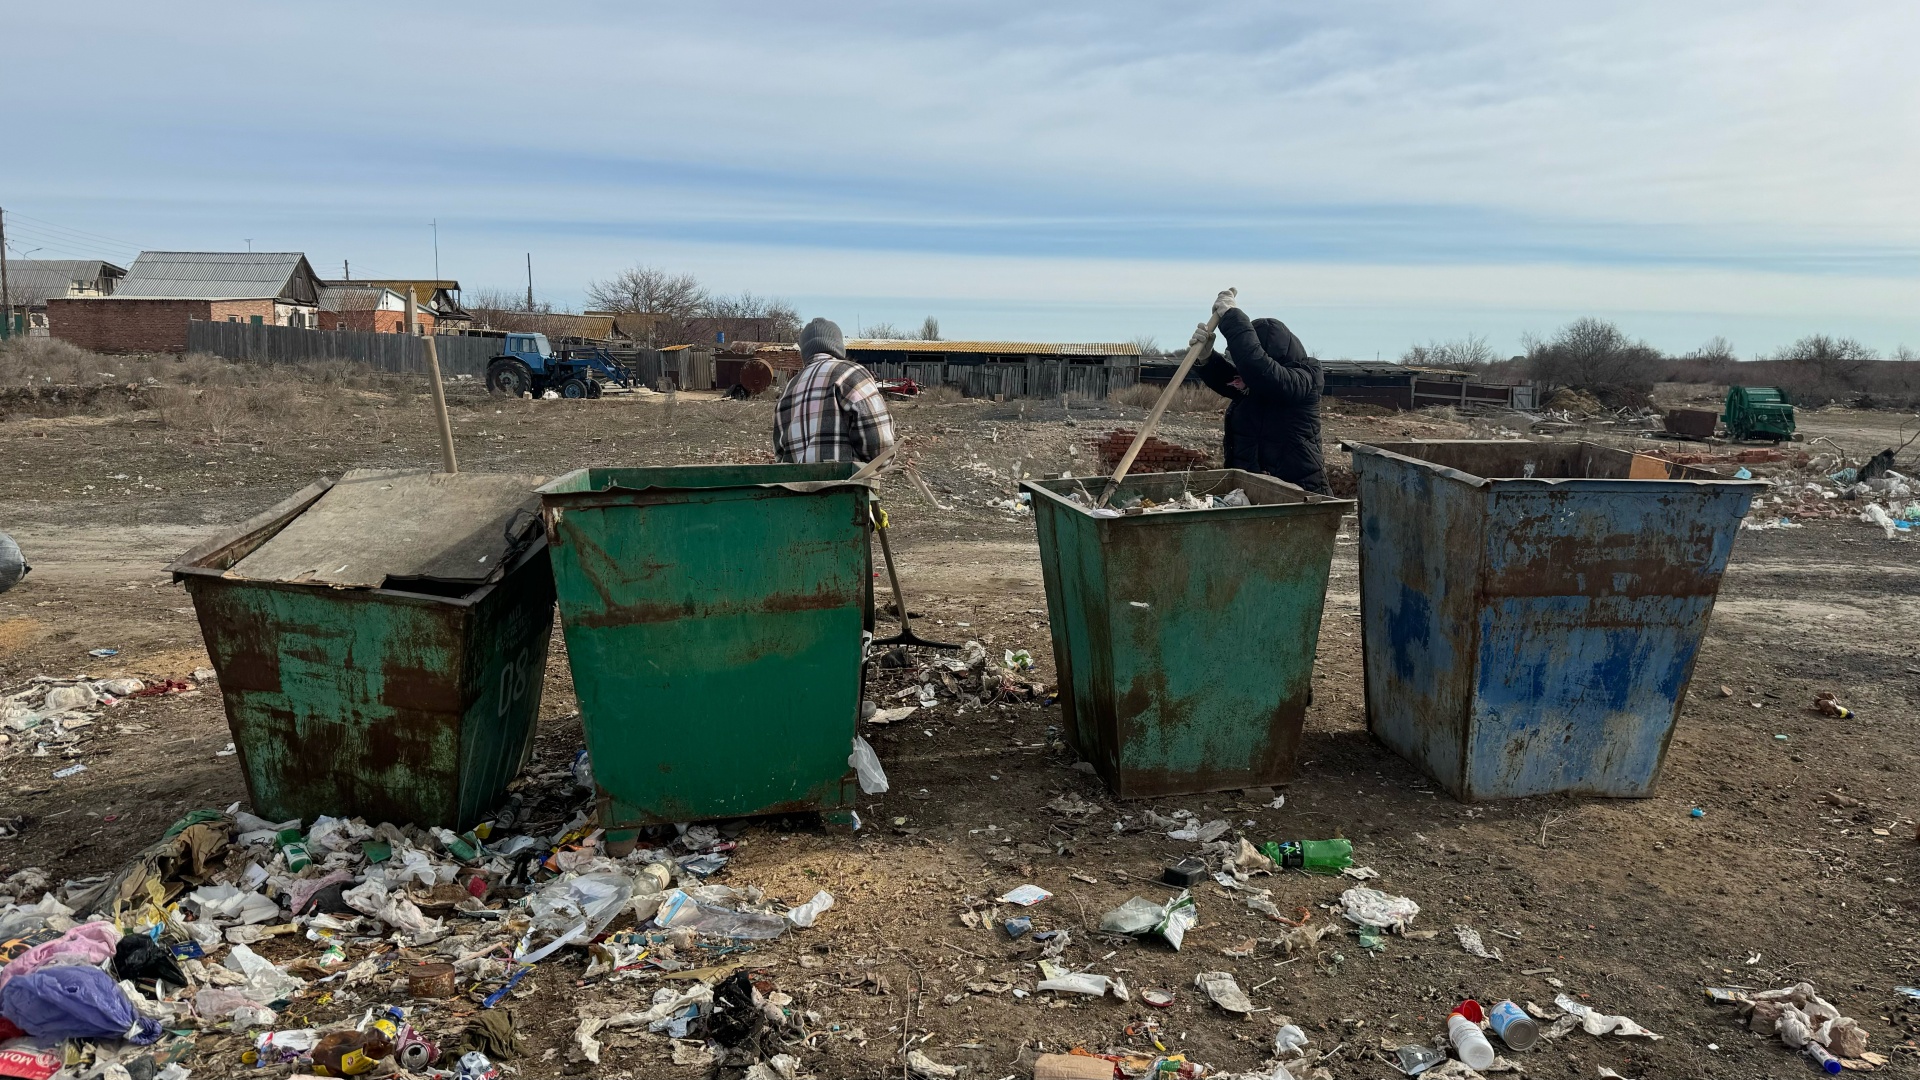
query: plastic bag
515 873 635 962
0 920 120 991
1099 891 1197 950
113 933 187 989
223 943 306 1003
342 879 442 938
1339 887 1420 933
654 889 786 940
785 891 835 928
849 736 889 794
0 966 162 1043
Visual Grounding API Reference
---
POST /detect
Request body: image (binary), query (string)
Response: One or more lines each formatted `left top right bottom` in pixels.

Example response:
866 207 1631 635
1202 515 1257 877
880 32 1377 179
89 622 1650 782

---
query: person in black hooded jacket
1188 290 1329 494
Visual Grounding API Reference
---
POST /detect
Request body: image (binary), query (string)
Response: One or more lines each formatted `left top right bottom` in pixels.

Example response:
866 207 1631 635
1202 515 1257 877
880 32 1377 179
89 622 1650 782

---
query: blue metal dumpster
1344 440 1763 800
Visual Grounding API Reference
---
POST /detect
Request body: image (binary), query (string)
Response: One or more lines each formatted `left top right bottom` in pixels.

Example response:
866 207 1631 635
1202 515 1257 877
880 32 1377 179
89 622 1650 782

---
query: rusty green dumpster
537 465 869 833
1344 440 1764 801
171 470 555 829
1021 469 1352 798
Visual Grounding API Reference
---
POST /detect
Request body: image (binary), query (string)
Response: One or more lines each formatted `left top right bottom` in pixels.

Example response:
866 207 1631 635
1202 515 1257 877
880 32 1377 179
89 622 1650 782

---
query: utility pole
0 207 10 340
525 253 533 310
245 239 253 253
431 220 439 283
343 259 349 281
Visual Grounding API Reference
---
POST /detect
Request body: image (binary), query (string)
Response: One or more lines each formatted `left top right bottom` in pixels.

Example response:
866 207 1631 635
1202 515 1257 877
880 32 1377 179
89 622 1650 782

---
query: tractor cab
502 333 554 363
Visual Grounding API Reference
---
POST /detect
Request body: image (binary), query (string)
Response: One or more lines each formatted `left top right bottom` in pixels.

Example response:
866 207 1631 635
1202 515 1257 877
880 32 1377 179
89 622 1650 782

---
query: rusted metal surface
1022 469 1351 799
171 481 554 829
1344 440 1763 801
537 465 867 831
1662 408 1720 439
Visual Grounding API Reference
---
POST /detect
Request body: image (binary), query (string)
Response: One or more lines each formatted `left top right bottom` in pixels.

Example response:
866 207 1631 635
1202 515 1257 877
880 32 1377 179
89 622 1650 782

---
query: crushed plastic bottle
654 889 787 940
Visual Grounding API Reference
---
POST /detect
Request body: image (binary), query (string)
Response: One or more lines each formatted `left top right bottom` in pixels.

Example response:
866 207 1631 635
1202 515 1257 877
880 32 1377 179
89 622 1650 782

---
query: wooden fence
186 321 505 377
863 360 1137 400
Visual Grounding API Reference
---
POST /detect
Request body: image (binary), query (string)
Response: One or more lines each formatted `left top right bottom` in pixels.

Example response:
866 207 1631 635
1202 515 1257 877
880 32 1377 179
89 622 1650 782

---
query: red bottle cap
1450 1000 1485 1023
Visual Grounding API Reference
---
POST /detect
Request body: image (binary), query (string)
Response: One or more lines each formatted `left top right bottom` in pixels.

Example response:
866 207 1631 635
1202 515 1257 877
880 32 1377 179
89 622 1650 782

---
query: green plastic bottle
1261 839 1353 873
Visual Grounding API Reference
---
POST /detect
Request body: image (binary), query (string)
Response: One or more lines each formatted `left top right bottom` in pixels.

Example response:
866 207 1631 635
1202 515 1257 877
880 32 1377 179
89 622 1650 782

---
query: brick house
317 284 437 334
47 252 324 353
4 260 127 332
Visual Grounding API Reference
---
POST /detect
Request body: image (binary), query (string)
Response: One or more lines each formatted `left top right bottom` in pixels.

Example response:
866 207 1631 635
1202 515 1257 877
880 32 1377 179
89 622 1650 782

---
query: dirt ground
1 358 1917 1080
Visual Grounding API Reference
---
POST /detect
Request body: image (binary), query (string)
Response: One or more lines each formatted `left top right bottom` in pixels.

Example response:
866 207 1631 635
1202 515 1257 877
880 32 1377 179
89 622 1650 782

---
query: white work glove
1211 288 1239 319
1188 322 1213 351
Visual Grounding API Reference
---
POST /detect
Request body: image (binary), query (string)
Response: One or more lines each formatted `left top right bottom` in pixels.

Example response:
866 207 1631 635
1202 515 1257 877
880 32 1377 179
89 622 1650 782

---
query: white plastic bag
849 735 889 794
785 890 835 928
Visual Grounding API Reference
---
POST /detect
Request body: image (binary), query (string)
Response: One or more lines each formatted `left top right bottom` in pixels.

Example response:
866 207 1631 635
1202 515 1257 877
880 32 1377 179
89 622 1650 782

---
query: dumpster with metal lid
1020 469 1352 798
171 469 555 829
537 464 869 835
1343 440 1764 801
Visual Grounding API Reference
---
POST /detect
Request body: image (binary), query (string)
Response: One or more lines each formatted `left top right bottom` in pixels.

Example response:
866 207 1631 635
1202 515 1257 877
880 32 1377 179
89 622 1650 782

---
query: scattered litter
1813 692 1853 718
1394 1043 1446 1075
998 884 1052 906
87 648 118 658
1168 818 1231 843
849 735 890 794
1193 970 1254 1014
1553 993 1663 1039
907 1048 960 1078
51 763 86 779
785 890 835 927
1455 924 1504 961
1100 890 1198 950
1142 988 1175 1008
1038 961 1129 1001
1339 887 1420 933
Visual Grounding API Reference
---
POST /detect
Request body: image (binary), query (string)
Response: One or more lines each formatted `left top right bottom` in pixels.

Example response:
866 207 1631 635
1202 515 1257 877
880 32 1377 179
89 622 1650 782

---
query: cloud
4 0 1916 353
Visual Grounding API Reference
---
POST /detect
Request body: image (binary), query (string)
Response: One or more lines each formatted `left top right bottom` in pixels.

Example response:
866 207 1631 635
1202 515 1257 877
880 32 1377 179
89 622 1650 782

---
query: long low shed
847 340 1141 399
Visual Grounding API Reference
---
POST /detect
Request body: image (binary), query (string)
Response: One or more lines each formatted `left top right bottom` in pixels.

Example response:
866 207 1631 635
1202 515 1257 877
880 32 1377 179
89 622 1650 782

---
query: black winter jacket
1194 309 1328 494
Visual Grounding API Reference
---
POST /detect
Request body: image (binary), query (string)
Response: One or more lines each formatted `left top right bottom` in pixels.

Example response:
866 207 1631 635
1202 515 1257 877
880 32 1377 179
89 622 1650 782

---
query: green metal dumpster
171 470 555 829
537 465 869 832
1344 440 1764 801
1021 469 1352 798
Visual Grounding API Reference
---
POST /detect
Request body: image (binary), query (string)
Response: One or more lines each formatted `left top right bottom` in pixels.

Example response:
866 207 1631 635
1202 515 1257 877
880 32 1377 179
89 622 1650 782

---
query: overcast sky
5 1 1917 357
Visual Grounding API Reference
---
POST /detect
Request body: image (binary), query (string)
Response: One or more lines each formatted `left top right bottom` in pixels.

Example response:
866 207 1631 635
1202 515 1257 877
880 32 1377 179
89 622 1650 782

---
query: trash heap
1064 487 1251 519
0 671 208 771
0 791 840 1078
1737 450 1920 535
1706 982 1883 1073
872 640 1051 719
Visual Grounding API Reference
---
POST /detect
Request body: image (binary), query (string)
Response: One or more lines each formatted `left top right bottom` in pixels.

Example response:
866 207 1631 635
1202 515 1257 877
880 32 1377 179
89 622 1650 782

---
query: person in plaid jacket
775 318 897 464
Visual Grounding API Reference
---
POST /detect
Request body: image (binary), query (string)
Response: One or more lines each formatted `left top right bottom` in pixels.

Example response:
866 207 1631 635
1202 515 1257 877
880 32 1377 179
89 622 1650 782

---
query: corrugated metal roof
3 260 124 307
115 251 313 300
846 340 1140 357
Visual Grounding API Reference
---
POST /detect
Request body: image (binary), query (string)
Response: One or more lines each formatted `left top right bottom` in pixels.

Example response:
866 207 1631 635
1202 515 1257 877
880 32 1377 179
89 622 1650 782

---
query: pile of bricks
1090 429 1211 473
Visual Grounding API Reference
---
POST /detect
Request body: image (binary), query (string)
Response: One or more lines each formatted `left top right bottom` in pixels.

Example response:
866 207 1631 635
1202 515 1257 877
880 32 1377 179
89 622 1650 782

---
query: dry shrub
1109 382 1222 413
0 339 396 428
913 385 965 405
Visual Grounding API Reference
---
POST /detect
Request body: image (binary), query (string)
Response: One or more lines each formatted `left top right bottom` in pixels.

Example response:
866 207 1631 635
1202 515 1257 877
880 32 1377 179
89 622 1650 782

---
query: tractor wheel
586 380 604 399
487 359 534 397
560 378 591 399
727 384 750 401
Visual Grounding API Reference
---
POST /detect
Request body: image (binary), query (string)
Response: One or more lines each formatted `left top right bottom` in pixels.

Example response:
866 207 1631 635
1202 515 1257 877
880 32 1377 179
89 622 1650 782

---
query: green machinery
1722 386 1795 442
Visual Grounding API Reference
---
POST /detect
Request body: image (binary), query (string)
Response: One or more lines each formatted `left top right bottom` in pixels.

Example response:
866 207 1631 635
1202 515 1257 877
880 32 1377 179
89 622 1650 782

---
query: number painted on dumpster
498 648 531 719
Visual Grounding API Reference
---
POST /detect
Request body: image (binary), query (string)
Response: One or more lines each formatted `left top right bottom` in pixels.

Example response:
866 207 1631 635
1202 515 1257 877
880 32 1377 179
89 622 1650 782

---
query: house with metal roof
322 279 471 329
2 260 126 332
318 284 436 334
845 339 1141 399
47 251 327 353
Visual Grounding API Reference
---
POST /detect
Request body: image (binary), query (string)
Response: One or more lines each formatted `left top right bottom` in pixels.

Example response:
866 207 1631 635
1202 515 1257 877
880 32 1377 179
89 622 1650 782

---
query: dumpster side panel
1031 498 1114 772
188 581 465 825
1102 507 1342 796
548 487 864 824
457 550 556 827
1352 454 1486 795
1463 484 1752 798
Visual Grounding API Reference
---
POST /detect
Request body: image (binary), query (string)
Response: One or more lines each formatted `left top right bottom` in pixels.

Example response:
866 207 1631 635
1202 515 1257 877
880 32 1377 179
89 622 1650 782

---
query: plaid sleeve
837 366 896 462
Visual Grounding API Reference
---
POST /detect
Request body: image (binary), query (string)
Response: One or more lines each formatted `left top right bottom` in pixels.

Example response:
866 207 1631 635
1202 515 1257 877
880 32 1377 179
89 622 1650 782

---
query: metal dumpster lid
226 469 547 588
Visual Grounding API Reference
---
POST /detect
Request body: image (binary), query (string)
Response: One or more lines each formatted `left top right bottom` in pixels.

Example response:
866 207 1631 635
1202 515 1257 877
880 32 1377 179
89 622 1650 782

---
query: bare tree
704 290 802 342
1525 318 1665 402
919 316 941 341
466 288 554 333
859 322 905 339
1685 336 1737 362
587 266 705 318
1771 334 1877 403
1129 334 1161 357
1403 333 1496 371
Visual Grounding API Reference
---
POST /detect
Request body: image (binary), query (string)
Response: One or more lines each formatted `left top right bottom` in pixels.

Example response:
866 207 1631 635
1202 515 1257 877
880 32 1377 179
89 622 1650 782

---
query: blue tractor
485 333 636 398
